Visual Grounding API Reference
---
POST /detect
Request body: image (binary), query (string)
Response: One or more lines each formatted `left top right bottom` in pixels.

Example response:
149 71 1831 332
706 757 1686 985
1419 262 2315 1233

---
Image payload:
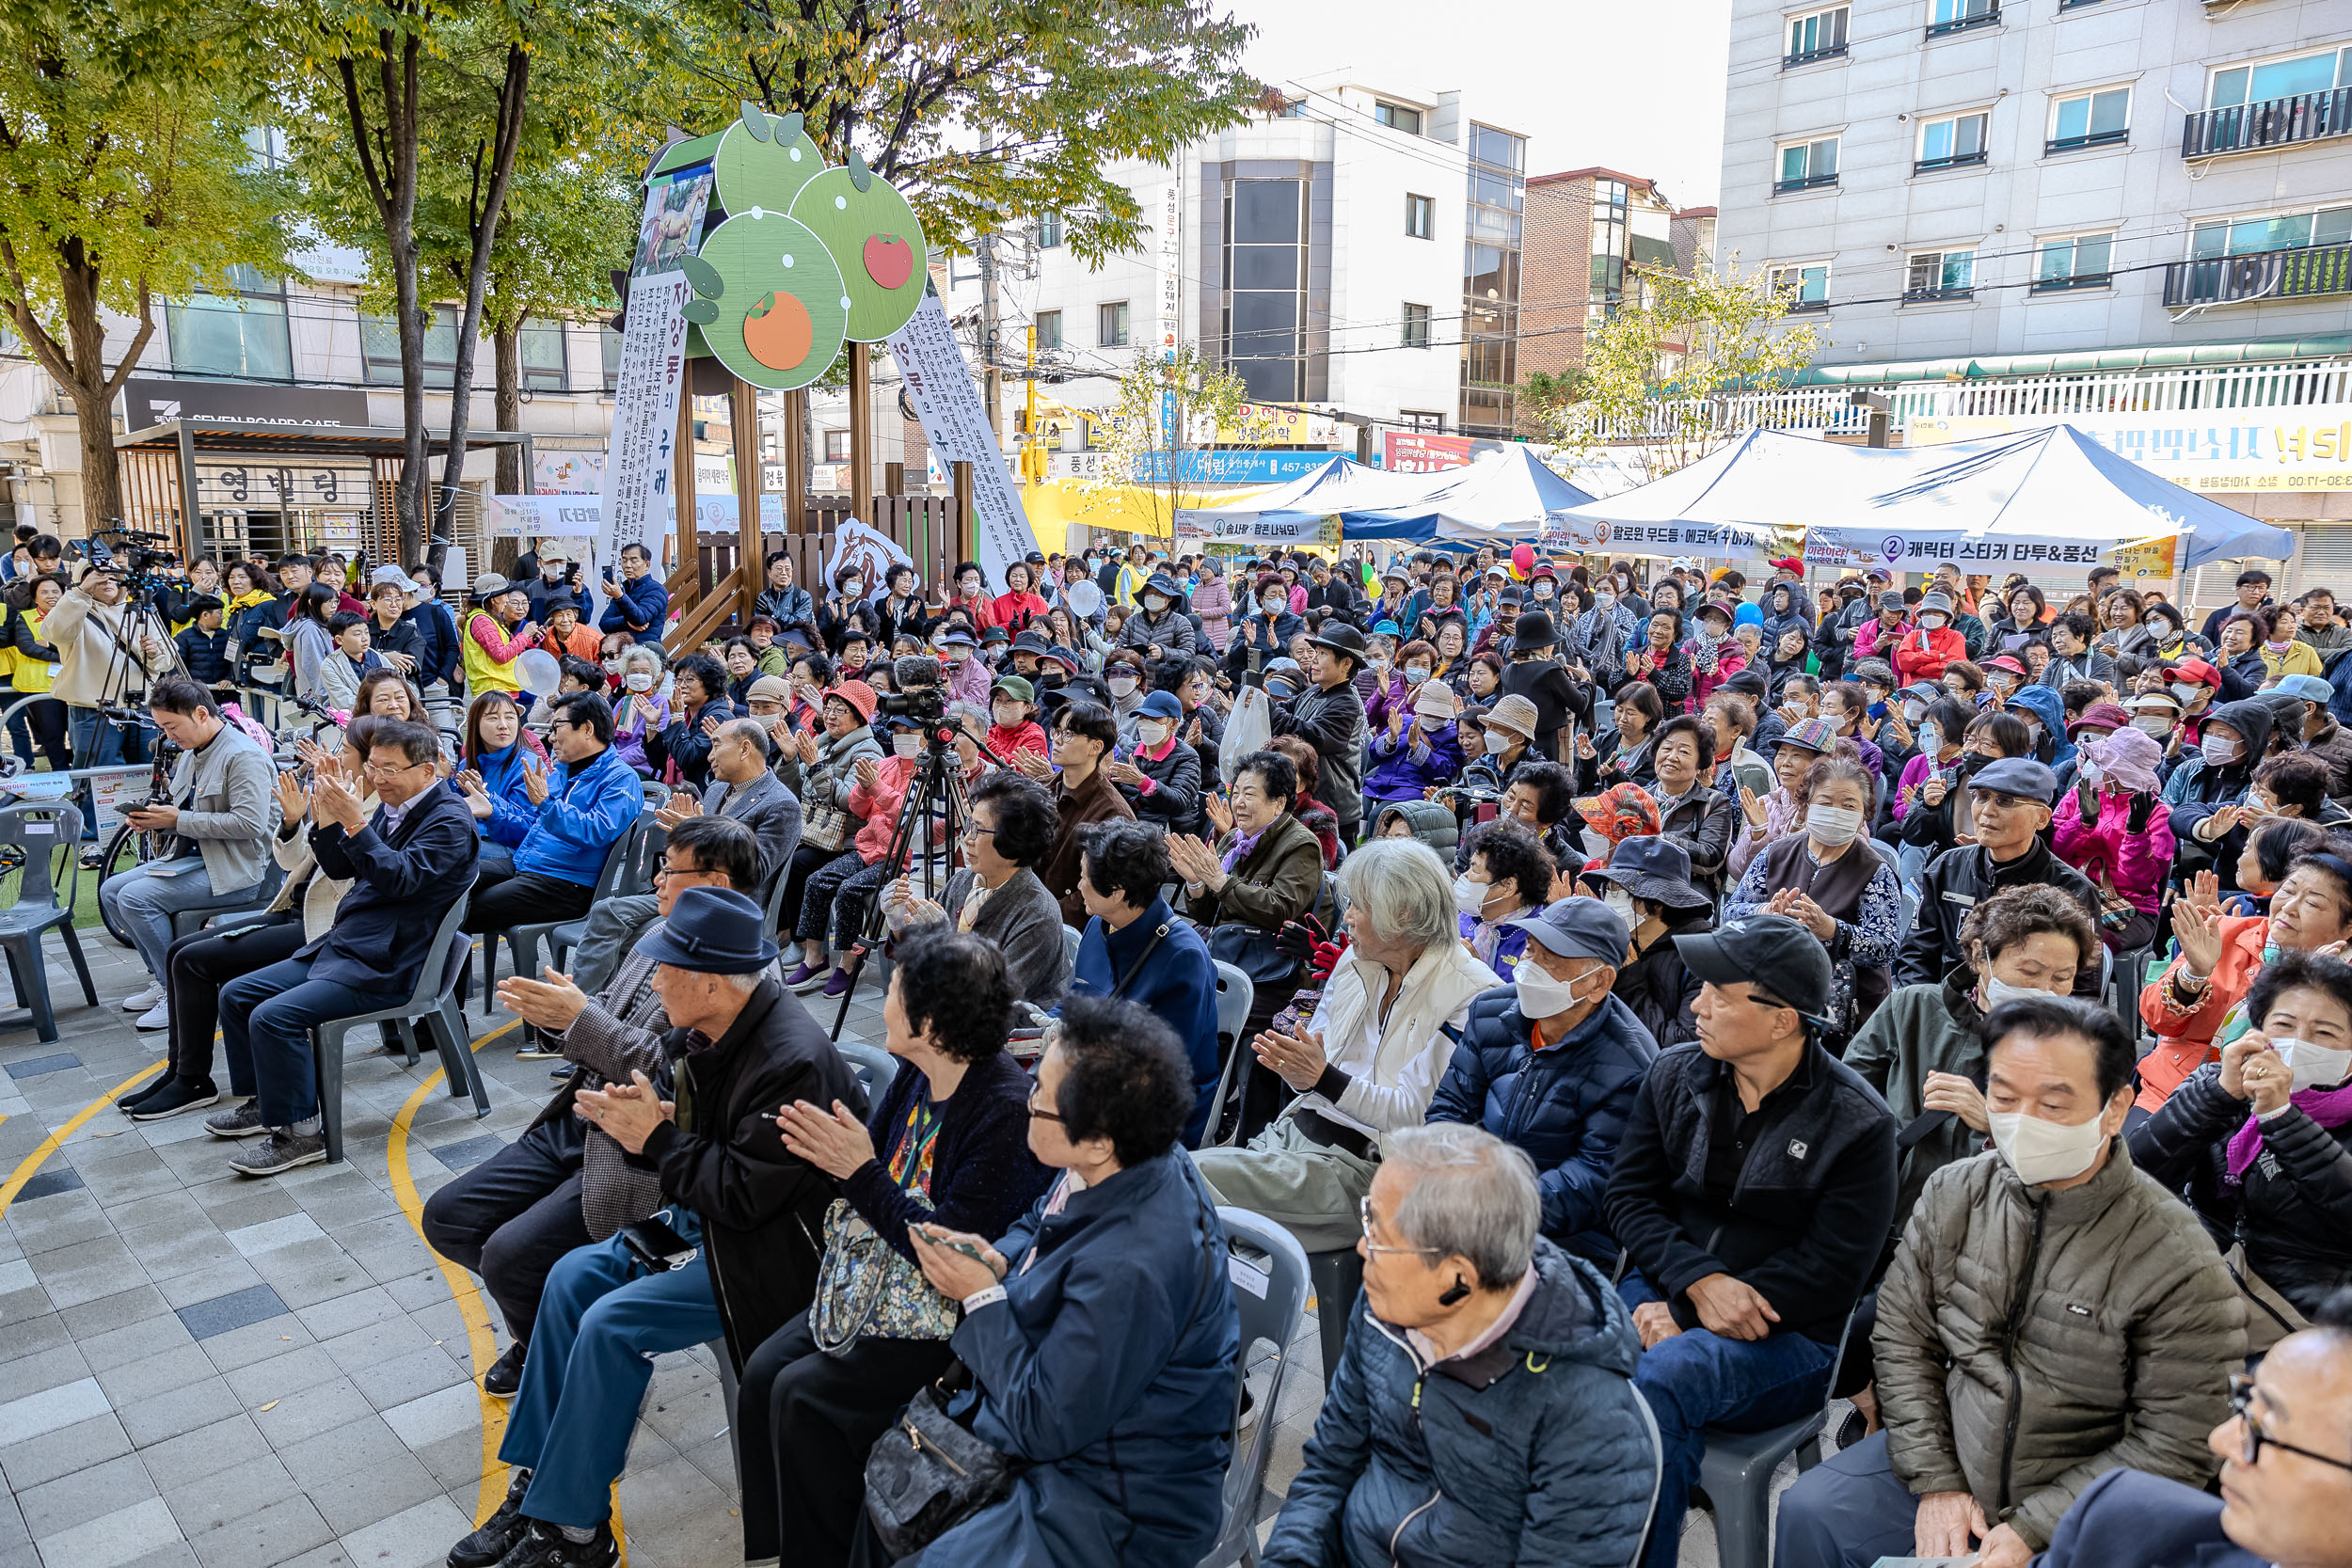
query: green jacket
1842 970 1984 1239
1876 1145 2244 1550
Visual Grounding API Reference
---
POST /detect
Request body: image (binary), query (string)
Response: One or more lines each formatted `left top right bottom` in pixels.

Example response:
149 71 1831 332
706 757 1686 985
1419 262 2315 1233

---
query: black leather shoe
482 1340 526 1399
494 1521 617 1568
449 1468 532 1568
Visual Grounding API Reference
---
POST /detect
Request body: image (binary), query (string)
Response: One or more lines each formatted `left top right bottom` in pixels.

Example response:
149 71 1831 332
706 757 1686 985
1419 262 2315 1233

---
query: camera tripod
825 720 1012 1042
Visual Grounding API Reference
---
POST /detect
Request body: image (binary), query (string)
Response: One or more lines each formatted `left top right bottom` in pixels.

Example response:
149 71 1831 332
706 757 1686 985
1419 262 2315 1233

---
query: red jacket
991 591 1048 634
1891 623 1964 684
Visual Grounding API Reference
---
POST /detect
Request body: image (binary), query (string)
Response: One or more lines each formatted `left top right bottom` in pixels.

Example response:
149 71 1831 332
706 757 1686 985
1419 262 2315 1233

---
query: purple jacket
1365 718 1464 800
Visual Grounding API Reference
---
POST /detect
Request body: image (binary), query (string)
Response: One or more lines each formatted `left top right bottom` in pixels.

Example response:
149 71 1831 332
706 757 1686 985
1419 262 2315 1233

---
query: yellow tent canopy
1021 478 1273 541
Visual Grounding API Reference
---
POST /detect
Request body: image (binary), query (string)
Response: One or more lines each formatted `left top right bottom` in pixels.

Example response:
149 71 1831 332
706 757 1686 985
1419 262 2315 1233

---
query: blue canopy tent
1343 447 1598 543
1171 455 1430 545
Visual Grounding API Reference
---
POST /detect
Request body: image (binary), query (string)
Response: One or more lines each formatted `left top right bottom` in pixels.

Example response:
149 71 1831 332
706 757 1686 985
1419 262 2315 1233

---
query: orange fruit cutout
743 290 813 371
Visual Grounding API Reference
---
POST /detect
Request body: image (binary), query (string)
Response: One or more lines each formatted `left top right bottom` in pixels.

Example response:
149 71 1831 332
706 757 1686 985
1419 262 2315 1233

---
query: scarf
2227 1081 2352 1183
1220 824 1268 873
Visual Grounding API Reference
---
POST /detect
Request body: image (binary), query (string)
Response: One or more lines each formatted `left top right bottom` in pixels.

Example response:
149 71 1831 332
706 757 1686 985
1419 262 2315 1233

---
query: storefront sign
1133 450 1339 484
535 451 606 495
1913 408 2352 494
123 377 370 432
889 291 1041 590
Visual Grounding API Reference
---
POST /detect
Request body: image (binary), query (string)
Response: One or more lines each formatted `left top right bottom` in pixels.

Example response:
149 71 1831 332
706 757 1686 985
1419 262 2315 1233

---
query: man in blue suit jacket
1063 819 1221 1146
210 718 479 1175
596 541 668 637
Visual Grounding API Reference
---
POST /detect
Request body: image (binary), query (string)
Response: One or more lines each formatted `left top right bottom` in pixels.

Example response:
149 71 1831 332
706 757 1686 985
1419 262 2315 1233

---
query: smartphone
916 1228 989 1262
618 1215 698 1272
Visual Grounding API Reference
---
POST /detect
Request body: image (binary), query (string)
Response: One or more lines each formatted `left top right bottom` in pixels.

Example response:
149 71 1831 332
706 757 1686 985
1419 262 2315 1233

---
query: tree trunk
492 323 522 494
432 42 531 578
0 234 155 541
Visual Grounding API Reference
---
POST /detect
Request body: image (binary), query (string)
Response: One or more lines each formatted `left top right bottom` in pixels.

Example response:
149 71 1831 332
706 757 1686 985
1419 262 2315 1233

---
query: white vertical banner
886 291 1039 592
1156 170 1183 445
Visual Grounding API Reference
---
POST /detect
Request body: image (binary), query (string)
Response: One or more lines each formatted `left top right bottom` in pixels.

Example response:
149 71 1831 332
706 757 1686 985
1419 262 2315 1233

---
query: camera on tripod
93 525 181 599
875 685 946 727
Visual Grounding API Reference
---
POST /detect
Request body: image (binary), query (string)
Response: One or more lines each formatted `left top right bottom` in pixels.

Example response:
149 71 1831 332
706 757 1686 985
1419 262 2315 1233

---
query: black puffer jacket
1612 933 1700 1048
2127 1062 2352 1314
1426 988 1659 1270
1897 836 2101 994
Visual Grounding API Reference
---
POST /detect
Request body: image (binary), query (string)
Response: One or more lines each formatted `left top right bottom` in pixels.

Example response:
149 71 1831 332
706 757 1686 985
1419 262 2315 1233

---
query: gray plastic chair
1627 1386 1666 1568
312 891 485 1163
1200 959 1256 1151
834 1037 898 1099
1061 923 1083 967
613 818 669 899
1691 1305 1858 1568
1304 1244 1364 1390
1197 1209 1310 1568
0 803 95 1042
483 816 644 1011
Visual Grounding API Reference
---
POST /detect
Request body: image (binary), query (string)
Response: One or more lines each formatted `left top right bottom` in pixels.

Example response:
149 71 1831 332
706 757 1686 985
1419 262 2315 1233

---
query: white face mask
841 580 863 599
1485 730 1512 754
1902 700 1928 721
623 671 654 692
992 705 1025 729
1262 596 1285 614
1601 886 1637 927
1405 665 1431 685
893 733 922 758
1988 1106 2111 1187
2132 714 2174 737
1144 594 1168 612
2201 733 2244 767
1452 875 1493 918
1595 593 1615 611
1514 959 1590 1019
1534 582 1554 598
2275 1037 2352 1091
1106 674 1137 696
1979 974 2049 1010
1989 674 2017 693
1136 720 1171 747
1806 803 1865 846
2169 682 2203 705
1919 613 1946 630
2077 758 2104 789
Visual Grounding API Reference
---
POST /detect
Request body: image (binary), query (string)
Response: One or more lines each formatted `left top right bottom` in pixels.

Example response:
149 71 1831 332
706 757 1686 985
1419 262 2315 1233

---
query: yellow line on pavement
0 1061 164 1218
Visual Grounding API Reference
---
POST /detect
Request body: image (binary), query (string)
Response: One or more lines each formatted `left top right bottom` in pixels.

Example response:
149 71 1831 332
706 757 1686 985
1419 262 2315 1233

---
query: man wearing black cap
1473 586 1524 659
1428 897 1659 1270
445 885 863 1568
1605 912 1898 1568
1272 621 1370 842
1896 756 2102 994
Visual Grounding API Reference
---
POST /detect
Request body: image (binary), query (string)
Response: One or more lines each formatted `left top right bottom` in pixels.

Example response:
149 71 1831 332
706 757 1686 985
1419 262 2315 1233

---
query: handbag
1208 919 1300 997
809 1120 961 1354
863 1371 1025 1558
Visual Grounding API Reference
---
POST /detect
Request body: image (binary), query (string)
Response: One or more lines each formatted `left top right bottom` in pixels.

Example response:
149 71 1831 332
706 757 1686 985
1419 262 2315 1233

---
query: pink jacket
1851 614 1905 669
2051 784 2174 914
1692 645 1749 708
848 753 921 865
1192 577 1233 652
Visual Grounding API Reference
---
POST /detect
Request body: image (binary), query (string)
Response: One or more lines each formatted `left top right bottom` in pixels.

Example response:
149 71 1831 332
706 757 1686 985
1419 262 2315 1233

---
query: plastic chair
1197 1209 1310 1568
1061 924 1083 967
482 816 644 1011
1200 960 1256 1150
167 863 288 940
311 891 486 1163
0 803 95 1042
1627 1387 1667 1568
641 779 669 811
1691 1304 1858 1568
613 818 668 899
834 1037 898 1099
1304 1244 1364 1387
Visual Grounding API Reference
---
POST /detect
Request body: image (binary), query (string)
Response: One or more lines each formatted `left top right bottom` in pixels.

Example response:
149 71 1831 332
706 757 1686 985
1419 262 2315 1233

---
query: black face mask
1039 669 1066 689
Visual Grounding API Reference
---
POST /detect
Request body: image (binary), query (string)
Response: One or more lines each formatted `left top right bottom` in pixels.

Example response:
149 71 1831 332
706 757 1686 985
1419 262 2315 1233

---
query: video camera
875 685 946 727
92 525 181 599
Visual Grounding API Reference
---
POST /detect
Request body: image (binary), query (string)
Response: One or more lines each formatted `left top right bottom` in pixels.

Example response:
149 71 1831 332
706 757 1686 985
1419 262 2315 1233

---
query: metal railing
2161 242 2352 309
2183 87 2352 159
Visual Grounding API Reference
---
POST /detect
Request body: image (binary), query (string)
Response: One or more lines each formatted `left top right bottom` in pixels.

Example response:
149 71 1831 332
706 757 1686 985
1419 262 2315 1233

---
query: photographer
48 561 173 771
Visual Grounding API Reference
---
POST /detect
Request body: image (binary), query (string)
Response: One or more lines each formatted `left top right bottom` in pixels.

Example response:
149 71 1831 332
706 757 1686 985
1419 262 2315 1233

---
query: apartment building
1518 169 1718 421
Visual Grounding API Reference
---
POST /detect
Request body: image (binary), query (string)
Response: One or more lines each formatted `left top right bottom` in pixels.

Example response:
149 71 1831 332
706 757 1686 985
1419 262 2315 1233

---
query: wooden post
952 460 975 569
673 385 697 590
782 388 808 532
849 342 875 524
882 461 905 497
732 377 762 628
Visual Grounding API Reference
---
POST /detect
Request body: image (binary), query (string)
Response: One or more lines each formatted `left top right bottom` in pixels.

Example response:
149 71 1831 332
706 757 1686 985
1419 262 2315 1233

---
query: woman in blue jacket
899 996 1240 1568
1263 1124 1656 1568
451 691 546 877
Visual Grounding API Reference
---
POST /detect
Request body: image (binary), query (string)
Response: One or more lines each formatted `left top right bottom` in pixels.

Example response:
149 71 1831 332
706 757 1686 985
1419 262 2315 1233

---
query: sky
1232 0 1736 208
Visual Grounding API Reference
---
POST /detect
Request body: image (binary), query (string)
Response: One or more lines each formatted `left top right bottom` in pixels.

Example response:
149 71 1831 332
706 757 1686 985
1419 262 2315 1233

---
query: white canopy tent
1344 446 1598 544
1171 456 1430 545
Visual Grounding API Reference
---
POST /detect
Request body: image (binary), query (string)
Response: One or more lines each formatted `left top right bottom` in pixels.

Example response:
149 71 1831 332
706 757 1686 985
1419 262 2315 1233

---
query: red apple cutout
864 233 914 291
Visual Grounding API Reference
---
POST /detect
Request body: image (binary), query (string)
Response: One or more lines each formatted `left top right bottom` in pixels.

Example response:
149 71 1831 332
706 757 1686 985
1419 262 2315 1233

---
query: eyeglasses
1358 1196 1442 1259
1025 1087 1062 1124
2229 1374 2352 1473
362 758 431 779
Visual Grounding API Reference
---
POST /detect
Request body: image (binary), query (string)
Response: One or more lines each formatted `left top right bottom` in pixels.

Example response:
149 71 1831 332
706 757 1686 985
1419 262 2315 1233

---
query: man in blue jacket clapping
461 689 644 940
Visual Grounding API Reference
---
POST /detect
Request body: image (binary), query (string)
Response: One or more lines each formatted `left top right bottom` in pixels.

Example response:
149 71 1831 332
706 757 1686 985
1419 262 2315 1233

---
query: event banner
887 290 1041 592
594 164 714 621
1176 508 1329 546
1540 515 1772 559
1804 528 2119 572
1913 408 2352 494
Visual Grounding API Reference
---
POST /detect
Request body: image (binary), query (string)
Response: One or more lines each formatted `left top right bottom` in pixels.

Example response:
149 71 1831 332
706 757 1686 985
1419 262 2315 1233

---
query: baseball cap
1507 897 1630 964
1136 689 1183 721
1674 912 1833 1021
2169 657 2222 689
990 674 1036 704
1967 756 2058 804
1877 592 1905 613
370 564 420 595
2274 673 2332 705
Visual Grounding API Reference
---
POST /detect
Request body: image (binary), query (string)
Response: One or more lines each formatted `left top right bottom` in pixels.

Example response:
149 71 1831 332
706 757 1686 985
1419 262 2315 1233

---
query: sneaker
120 983 164 1012
134 1001 169 1031
203 1101 270 1139
784 960 827 993
124 1079 219 1122
227 1126 327 1177
819 967 854 999
492 1521 616 1568
449 1468 533 1568
482 1340 526 1399
119 1077 167 1112
514 1035 562 1061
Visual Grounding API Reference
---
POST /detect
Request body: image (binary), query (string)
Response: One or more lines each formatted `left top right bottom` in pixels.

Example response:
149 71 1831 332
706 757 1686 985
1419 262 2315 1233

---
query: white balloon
1065 579 1103 618
515 648 563 697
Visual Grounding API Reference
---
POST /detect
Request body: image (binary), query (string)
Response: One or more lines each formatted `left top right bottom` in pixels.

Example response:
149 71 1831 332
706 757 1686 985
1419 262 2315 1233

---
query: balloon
515 649 562 698
1511 544 1535 576
1065 580 1104 618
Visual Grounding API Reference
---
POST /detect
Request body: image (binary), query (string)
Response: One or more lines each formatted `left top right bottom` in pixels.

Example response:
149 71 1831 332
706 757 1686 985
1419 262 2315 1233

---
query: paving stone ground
0 920 1812 1568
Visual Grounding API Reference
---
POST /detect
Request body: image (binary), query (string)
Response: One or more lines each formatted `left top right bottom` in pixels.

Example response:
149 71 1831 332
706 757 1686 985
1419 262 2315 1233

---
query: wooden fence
664 492 964 653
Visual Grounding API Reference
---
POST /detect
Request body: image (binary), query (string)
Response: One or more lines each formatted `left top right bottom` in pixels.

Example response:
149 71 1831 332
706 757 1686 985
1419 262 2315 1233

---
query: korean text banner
1912 406 2352 494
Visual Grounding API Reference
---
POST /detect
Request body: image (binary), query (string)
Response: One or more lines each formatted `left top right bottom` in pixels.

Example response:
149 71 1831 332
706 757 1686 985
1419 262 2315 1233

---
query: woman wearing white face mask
2129 949 2352 1332
609 644 671 778
2163 700 2274 879
1724 755 1902 1048
1845 884 2100 1232
1223 572 1301 688
1581 833 1711 1047
1448 821 1551 981
1117 571 1197 660
1100 652 1149 735
1103 689 1202 834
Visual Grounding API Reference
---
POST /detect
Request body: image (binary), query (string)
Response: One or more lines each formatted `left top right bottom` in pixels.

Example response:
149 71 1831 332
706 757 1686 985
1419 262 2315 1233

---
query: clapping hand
887 876 946 927
574 1069 674 1154
1202 790 1234 836
1250 1023 1329 1093
1167 832 1224 891
657 789 703 829
776 1098 877 1178
312 770 365 832
2198 803 2246 843
2171 895 2227 979
455 769 495 821
1011 748 1054 782
1104 756 1145 787
1766 885 1836 942
854 755 881 789
1739 784 1767 828
499 963 590 1033
702 712 725 739
520 754 550 806
795 727 819 765
273 768 311 826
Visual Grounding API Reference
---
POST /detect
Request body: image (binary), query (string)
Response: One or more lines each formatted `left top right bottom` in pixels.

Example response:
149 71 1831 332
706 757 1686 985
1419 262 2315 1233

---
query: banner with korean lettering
1540 514 1771 560
1804 527 2118 573
1912 407 2352 494
887 290 1041 591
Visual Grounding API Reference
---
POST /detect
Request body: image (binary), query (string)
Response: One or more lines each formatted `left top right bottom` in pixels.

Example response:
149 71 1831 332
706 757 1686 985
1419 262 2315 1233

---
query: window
1916 112 1991 171
519 317 568 391
821 431 850 463
1905 248 1977 300
1037 212 1062 248
1223 176 1307 402
1927 0 1996 34
1786 6 1850 64
1405 193 1434 240
1374 102 1422 135
1033 309 1061 351
2191 203 2352 259
2208 45 2352 110
1469 124 1525 170
1770 262 1832 310
2048 87 2129 151
166 264 294 382
1775 136 1840 192
361 303 463 388
1097 301 1129 347
1400 410 1446 432
1402 303 1432 348
600 321 623 389
2034 232 2115 290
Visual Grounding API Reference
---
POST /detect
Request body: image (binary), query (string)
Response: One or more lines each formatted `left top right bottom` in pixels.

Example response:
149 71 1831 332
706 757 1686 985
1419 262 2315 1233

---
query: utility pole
977 230 1003 454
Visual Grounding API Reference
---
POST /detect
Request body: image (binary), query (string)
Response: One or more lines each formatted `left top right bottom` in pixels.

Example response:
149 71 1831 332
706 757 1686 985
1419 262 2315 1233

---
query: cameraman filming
49 560 173 773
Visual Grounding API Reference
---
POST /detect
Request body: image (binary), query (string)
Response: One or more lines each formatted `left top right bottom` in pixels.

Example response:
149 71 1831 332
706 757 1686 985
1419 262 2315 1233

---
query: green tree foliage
0 2 284 532
1088 341 1277 538
1527 260 1825 481
660 0 1262 265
